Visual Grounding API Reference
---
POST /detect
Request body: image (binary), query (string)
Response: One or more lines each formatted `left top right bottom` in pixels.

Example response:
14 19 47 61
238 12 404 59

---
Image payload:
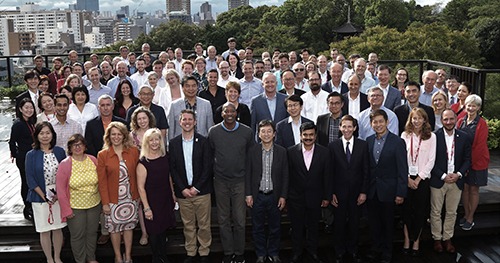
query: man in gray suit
168 75 214 141
250 72 289 139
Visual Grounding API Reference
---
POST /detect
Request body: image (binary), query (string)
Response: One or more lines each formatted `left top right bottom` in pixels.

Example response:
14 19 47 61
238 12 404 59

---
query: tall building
76 0 99 12
228 0 249 10
199 2 215 26
166 0 191 16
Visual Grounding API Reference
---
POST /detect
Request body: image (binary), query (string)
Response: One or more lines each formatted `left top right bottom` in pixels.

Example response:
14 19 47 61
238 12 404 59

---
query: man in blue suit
376 65 402 111
250 72 289 139
275 95 313 149
366 109 408 263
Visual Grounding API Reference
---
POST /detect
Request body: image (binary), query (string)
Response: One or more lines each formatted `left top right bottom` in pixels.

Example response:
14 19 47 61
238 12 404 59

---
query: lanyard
26 121 35 137
410 134 422 165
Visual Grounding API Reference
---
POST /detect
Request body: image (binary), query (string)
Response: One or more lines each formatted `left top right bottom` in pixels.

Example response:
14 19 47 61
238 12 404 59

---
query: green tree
441 0 480 31
472 18 500 68
364 0 409 31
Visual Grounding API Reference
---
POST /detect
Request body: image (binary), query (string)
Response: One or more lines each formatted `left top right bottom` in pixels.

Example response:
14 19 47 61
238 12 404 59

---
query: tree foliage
364 0 409 31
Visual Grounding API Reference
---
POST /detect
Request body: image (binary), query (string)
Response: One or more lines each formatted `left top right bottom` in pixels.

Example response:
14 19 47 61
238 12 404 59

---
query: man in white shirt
301 71 330 123
130 57 149 87
173 48 186 74
217 61 238 88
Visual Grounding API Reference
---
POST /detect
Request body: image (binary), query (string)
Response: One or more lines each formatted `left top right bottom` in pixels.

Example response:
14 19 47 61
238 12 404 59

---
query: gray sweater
208 122 253 181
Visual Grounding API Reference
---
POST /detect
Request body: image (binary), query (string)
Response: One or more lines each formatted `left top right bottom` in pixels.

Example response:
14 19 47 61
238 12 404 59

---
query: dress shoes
199 255 210 263
183 256 195 263
290 254 301 263
255 256 265 263
269 256 281 263
309 253 323 263
433 240 443 253
444 240 456 253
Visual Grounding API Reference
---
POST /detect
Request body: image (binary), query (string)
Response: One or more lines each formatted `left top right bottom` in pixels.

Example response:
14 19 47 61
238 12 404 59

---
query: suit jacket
341 92 370 116
321 81 348 94
366 132 408 202
169 133 213 198
245 143 289 200
15 90 40 118
250 92 289 136
278 88 306 96
275 116 313 149
394 103 436 135
383 85 402 110
329 138 370 201
287 143 331 208
85 115 126 157
430 128 471 190
167 97 214 141
316 113 342 147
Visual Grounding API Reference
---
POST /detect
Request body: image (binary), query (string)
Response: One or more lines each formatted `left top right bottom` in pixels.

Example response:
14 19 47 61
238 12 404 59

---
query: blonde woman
97 122 140 263
431 92 449 131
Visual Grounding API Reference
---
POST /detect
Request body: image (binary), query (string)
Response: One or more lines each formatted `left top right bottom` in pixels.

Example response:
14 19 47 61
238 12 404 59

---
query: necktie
450 96 455 104
346 141 351 163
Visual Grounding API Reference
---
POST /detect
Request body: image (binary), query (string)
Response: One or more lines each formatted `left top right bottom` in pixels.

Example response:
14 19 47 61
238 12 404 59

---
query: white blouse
67 103 99 134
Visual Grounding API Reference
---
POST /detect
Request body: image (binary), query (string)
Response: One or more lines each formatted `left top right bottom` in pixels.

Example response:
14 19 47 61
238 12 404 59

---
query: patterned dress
105 160 139 233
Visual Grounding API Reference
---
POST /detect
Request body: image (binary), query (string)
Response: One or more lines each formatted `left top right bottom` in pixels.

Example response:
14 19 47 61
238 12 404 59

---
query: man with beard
301 71 330 123
48 57 64 94
217 61 238 88
130 57 149 86
254 61 265 80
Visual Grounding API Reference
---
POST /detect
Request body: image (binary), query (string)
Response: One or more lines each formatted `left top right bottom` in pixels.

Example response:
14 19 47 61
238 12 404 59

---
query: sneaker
459 217 466 227
462 221 475 230
222 255 233 263
233 254 245 263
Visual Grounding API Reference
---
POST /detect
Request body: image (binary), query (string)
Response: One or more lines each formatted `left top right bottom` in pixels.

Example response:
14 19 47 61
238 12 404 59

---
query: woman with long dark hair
114 79 139 119
226 53 244 79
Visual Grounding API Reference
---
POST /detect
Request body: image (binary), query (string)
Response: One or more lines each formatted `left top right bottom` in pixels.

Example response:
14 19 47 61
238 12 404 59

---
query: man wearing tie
329 115 369 263
287 122 331 263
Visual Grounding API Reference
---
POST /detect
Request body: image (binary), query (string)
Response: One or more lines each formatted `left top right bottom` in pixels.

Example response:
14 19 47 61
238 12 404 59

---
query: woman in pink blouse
400 107 436 256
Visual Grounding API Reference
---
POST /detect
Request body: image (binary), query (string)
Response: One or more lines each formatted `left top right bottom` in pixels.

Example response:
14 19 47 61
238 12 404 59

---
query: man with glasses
126 85 169 138
357 87 398 140
279 70 305 96
292 63 309 92
217 61 238 88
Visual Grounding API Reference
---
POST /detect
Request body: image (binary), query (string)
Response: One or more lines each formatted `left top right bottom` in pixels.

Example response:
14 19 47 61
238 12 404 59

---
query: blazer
250 92 289 136
394 103 436 135
321 81 348 94
457 116 489 170
278 88 306 97
383 85 403 110
169 133 213 198
287 143 331 208
329 138 370 201
275 116 313 149
316 113 342 147
16 90 40 118
97 146 140 205
430 128 471 190
85 115 126 157
25 147 66 203
245 143 289 200
366 132 408 202
341 92 370 116
167 97 214 141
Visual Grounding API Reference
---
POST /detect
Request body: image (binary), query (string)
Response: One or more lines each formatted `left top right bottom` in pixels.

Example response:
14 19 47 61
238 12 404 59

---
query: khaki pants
67 204 101 263
178 194 212 256
430 183 462 241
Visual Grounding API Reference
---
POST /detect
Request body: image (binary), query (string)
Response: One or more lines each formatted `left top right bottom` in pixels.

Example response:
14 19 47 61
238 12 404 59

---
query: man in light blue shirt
358 87 399 140
107 61 139 97
87 67 111 105
239 61 264 105
419 70 439 106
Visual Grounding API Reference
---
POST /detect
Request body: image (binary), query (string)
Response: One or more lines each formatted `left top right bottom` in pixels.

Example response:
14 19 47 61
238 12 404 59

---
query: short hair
280 69 295 79
301 48 310 54
24 70 40 81
119 45 129 51
140 128 166 159
369 109 388 122
208 69 219 76
34 55 43 61
32 121 57 150
245 46 254 52
37 92 54 112
405 81 421 90
180 109 197 121
278 53 289 60
243 60 254 67
348 54 361 60
152 60 163 66
103 122 133 150
340 114 358 128
131 106 156 132
164 68 180 81
377 64 392 74
194 42 203 48
181 60 194 69
181 75 198 86
67 133 86 156
465 94 482 107
254 60 265 67
446 75 460 82
54 92 70 104
97 94 113 105
225 81 241 93
258 119 276 133
16 97 36 121
195 56 206 65
367 86 383 97
300 122 316 133
285 94 303 107
187 53 197 60
128 52 136 58
138 85 154 94
88 66 100 75
52 57 63 63
71 86 90 104
327 91 344 103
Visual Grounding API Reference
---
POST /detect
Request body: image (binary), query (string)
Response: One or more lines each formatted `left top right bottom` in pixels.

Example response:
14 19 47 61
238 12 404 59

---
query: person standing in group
9 98 36 220
246 120 289 263
457 95 490 231
25 122 67 263
137 128 176 263
329 115 369 263
56 134 100 263
400 108 436 257
97 122 140 263
170 110 213 263
208 102 253 263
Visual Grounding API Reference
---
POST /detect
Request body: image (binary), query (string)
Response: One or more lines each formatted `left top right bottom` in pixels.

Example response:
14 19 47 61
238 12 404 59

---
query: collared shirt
295 78 310 92
320 70 328 84
329 80 342 93
328 114 341 143
359 77 377 95
28 90 41 114
205 57 217 71
373 131 389 164
51 117 83 153
259 145 274 193
448 93 458 105
288 116 302 145
217 75 238 89
348 93 361 119
172 59 186 76
377 84 390 106
419 86 439 106
130 70 149 88
88 83 111 105
182 135 194 185
266 93 277 120
358 106 399 140
441 129 456 180
302 144 315 170
301 90 330 123
342 136 354 154
341 69 372 83
239 77 264 105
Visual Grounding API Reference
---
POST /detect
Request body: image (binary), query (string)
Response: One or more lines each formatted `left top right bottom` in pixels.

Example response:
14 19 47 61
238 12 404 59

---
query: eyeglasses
293 68 305 72
283 78 295 81
309 78 321 82
72 142 84 148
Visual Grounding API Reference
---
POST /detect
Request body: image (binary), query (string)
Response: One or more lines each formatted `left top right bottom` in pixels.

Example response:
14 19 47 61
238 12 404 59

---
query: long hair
114 79 138 105
102 121 134 150
17 97 37 122
139 128 166 160
130 106 156 132
431 91 449 113
404 107 432 140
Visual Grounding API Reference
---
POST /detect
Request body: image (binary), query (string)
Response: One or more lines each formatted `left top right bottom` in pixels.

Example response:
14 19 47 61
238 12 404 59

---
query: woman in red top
457 94 489 231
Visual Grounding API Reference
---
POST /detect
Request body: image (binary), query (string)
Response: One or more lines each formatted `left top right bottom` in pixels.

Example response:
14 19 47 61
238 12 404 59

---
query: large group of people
9 39 490 263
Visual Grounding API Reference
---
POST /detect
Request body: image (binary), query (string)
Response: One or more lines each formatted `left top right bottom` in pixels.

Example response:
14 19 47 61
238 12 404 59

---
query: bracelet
143 207 151 212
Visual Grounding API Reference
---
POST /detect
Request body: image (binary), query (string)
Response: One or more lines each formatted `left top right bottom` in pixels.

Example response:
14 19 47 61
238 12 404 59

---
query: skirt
32 201 67 233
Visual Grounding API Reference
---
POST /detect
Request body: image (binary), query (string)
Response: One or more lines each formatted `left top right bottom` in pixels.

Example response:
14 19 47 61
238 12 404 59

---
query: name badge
409 165 418 176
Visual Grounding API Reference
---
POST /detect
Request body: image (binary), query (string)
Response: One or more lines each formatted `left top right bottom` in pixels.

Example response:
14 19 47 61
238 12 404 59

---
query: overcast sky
1 0 451 16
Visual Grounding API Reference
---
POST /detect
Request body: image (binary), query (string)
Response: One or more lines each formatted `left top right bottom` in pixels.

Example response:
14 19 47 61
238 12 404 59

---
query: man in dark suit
321 63 348 94
376 65 402 111
275 95 312 149
317 92 344 147
329 115 369 263
16 70 41 118
245 120 288 263
170 109 213 263
278 69 306 96
287 122 331 263
430 109 471 254
366 109 408 263
85 94 126 157
394 81 436 135
251 72 289 138
341 74 369 119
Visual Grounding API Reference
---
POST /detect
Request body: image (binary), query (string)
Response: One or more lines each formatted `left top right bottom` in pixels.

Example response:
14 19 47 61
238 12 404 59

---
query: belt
259 190 273 195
